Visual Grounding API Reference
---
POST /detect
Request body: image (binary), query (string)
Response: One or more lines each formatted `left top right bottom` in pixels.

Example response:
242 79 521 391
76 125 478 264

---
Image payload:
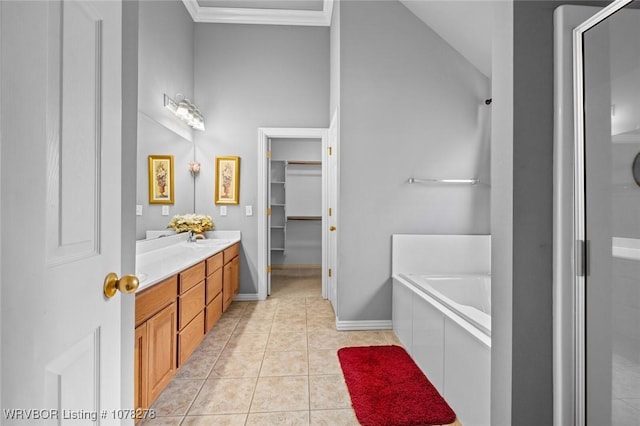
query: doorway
269 138 323 297
257 128 334 306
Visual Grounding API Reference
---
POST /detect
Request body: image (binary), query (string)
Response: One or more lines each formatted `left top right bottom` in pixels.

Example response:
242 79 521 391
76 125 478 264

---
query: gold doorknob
329 226 336 231
103 272 140 298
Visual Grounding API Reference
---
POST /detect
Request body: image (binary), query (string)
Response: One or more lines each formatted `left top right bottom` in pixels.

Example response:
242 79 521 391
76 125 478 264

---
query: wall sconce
164 93 205 131
189 161 201 177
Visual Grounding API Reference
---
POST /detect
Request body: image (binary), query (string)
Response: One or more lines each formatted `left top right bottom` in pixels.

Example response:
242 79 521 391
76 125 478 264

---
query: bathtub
392 234 491 426
399 273 491 337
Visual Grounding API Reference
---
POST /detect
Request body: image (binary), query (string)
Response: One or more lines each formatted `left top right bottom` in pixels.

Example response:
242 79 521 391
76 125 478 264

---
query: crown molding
182 0 333 26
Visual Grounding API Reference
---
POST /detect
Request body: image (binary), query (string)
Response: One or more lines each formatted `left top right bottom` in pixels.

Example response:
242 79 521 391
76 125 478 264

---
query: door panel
267 138 272 295
581 2 640 423
1 0 124 421
327 111 339 310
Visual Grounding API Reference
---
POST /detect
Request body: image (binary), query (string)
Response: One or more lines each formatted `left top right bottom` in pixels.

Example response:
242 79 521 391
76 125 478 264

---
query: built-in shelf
287 216 321 221
288 161 321 166
269 160 321 256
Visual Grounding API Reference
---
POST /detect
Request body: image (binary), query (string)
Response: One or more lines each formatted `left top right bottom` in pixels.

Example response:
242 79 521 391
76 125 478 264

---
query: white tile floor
139 271 404 425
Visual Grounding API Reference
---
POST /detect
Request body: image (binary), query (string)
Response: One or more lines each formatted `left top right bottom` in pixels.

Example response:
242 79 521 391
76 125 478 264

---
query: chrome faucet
187 230 205 243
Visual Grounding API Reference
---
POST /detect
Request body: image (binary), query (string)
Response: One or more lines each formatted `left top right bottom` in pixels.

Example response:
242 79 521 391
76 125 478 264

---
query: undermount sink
183 239 231 248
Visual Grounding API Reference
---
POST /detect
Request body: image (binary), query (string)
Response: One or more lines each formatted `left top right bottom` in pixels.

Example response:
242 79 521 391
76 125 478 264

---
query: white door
1 1 128 423
267 138 273 296
327 111 339 310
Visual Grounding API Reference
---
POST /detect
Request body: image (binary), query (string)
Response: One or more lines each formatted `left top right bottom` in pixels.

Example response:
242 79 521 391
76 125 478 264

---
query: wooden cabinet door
147 302 177 404
223 261 233 312
134 323 148 421
232 256 240 296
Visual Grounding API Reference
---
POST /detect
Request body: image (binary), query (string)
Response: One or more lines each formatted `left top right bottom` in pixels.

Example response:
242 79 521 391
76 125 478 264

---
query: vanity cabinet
205 253 224 333
134 241 240 416
134 276 178 419
222 243 240 312
177 262 205 366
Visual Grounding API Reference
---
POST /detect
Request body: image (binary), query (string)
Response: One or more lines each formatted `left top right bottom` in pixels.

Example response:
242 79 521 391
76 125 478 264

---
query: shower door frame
556 1 635 425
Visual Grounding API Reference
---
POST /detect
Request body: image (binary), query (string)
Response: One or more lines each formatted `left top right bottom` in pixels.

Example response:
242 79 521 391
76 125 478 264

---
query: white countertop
135 231 241 293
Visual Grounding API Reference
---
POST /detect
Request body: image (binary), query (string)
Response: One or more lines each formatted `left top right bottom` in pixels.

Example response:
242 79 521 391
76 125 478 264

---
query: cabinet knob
103 273 140 298
329 226 336 231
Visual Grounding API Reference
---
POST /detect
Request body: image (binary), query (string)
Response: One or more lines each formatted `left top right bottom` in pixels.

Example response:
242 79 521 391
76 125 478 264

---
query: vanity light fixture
164 93 205 131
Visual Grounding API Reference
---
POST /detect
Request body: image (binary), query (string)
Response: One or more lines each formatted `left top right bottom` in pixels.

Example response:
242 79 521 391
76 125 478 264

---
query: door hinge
328 147 332 156
328 268 332 277
267 208 271 216
328 208 332 216
267 265 272 273
577 239 589 277
266 151 272 159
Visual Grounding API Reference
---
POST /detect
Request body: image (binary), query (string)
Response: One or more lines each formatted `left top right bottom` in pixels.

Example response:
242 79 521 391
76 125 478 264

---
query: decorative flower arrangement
167 214 214 234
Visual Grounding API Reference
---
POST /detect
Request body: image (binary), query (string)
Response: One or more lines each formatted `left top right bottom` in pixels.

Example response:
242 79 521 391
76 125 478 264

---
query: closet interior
269 138 322 287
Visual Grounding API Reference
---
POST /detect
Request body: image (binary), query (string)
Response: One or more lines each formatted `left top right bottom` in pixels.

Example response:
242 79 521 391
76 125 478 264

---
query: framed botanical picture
215 156 240 205
148 155 174 204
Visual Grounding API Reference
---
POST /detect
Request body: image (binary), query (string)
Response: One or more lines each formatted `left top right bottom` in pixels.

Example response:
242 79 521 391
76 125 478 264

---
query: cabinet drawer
206 268 223 305
178 281 205 330
179 262 205 294
206 252 223 276
223 243 239 264
205 293 223 333
178 310 204 366
135 276 177 326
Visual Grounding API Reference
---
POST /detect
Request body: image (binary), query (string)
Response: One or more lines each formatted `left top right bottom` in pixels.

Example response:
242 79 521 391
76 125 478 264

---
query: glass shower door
581 1 640 424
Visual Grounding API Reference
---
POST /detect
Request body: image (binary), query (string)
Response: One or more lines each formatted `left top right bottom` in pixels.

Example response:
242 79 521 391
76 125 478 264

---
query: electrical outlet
136 205 143 216
245 205 253 216
161 206 169 216
220 206 227 216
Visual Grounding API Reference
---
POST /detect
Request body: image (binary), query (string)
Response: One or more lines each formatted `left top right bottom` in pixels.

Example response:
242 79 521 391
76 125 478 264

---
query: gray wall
336 0 491 322
510 2 609 425
329 0 340 116
491 2 513 425
194 23 329 294
135 0 195 240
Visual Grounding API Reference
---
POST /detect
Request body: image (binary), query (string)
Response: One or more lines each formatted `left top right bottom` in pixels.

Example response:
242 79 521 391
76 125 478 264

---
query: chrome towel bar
407 177 479 185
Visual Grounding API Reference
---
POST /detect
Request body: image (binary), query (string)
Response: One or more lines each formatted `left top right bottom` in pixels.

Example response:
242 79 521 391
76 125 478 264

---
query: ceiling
182 0 333 26
182 0 492 77
399 0 493 77
197 0 324 11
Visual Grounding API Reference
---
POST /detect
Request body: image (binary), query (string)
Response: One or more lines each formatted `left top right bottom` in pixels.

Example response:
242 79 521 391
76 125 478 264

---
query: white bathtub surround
392 234 491 426
135 230 241 292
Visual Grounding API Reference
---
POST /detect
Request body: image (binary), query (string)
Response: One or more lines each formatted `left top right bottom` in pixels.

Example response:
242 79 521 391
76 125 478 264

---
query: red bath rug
337 345 457 426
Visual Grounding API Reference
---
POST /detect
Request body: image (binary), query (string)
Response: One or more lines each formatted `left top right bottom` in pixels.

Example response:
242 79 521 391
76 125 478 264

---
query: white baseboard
335 319 393 331
234 293 263 302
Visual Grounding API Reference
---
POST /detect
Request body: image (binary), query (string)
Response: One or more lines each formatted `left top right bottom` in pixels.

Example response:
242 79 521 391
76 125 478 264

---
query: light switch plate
220 206 227 216
245 205 253 216
161 206 169 216
136 205 143 216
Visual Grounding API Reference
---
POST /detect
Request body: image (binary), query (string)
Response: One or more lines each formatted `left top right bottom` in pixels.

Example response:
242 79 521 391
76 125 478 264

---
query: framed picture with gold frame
148 155 174 204
215 156 240 205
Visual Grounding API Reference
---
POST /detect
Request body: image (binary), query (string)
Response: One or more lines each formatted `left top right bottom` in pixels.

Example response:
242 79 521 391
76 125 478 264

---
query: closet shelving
269 160 322 256
270 160 287 252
